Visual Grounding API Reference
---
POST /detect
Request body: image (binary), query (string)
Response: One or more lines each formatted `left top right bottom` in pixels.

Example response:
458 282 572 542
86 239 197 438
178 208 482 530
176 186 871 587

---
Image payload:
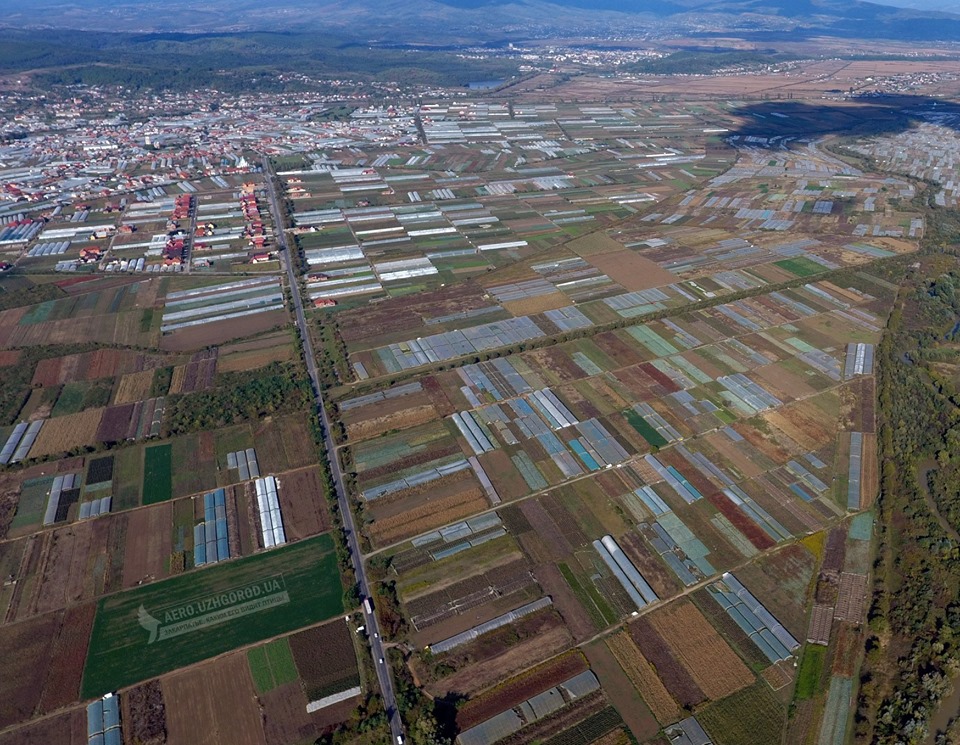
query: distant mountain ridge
2 0 960 40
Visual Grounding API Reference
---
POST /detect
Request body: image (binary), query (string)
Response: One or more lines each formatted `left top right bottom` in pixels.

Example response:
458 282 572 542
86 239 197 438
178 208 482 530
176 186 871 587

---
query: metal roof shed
102 695 120 730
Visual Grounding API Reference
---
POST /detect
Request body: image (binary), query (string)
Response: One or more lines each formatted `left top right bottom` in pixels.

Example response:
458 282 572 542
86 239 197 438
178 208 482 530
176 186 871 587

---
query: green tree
408 709 451 745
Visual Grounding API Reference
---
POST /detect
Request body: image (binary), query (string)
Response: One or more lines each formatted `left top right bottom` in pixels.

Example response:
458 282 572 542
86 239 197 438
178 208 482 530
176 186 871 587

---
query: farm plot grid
348 264 892 742
0 96 912 745
324 129 918 379
352 278 884 560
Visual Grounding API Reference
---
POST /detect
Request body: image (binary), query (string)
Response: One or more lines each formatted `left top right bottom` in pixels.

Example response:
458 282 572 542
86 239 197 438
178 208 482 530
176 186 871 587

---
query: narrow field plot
28 409 104 459
647 600 755 700
628 617 705 708
289 619 360 702
273 467 331 540
217 342 293 373
114 370 156 404
217 331 294 371
406 557 539 644
0 611 62 729
555 559 619 630
142 443 173 505
699 680 786 745
0 709 85 745
605 631 680 725
616 531 682 601
585 639 660 741
396 533 524 597
353 419 455 478
37 602 96 713
122 502 173 588
427 611 573 698
735 545 816 641
786 699 821 745
343 391 440 442
794 644 826 700
11 311 156 348
163 652 266 745
532 563 600 642
455 649 588 731
112 445 143 510
367 480 488 547
0 535 25 613
159 308 287 352
247 637 299 694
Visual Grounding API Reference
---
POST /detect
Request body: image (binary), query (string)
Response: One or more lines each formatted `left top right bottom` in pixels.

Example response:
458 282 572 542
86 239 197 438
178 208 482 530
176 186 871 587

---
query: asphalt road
261 158 405 744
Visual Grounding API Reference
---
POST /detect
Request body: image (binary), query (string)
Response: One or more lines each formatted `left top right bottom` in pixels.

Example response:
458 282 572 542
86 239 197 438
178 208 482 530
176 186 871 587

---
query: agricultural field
0 112 359 745
0 77 921 745
0 402 314 535
82 533 343 697
162 652 269 745
0 604 95 730
329 100 904 745
248 637 300 694
158 276 286 346
289 619 362 702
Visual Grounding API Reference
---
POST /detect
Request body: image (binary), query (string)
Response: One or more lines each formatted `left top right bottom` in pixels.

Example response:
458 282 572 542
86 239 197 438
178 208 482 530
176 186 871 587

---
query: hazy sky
869 0 960 9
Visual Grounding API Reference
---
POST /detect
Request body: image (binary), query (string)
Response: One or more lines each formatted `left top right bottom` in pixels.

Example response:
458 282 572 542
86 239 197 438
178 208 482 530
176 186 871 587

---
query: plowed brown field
647 600 754 700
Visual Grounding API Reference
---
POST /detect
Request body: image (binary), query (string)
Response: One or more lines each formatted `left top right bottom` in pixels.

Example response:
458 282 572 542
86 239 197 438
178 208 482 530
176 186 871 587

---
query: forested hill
2 0 960 40
0 30 521 92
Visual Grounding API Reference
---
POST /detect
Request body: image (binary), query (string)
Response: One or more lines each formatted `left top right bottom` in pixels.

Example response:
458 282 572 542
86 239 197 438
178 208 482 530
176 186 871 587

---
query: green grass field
699 681 785 745
559 562 616 628
795 644 826 700
9 475 55 531
142 443 172 505
248 638 300 694
818 676 854 745
52 380 112 417
19 299 57 325
81 534 343 697
773 257 825 278
112 445 143 510
623 409 668 448
52 382 86 416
